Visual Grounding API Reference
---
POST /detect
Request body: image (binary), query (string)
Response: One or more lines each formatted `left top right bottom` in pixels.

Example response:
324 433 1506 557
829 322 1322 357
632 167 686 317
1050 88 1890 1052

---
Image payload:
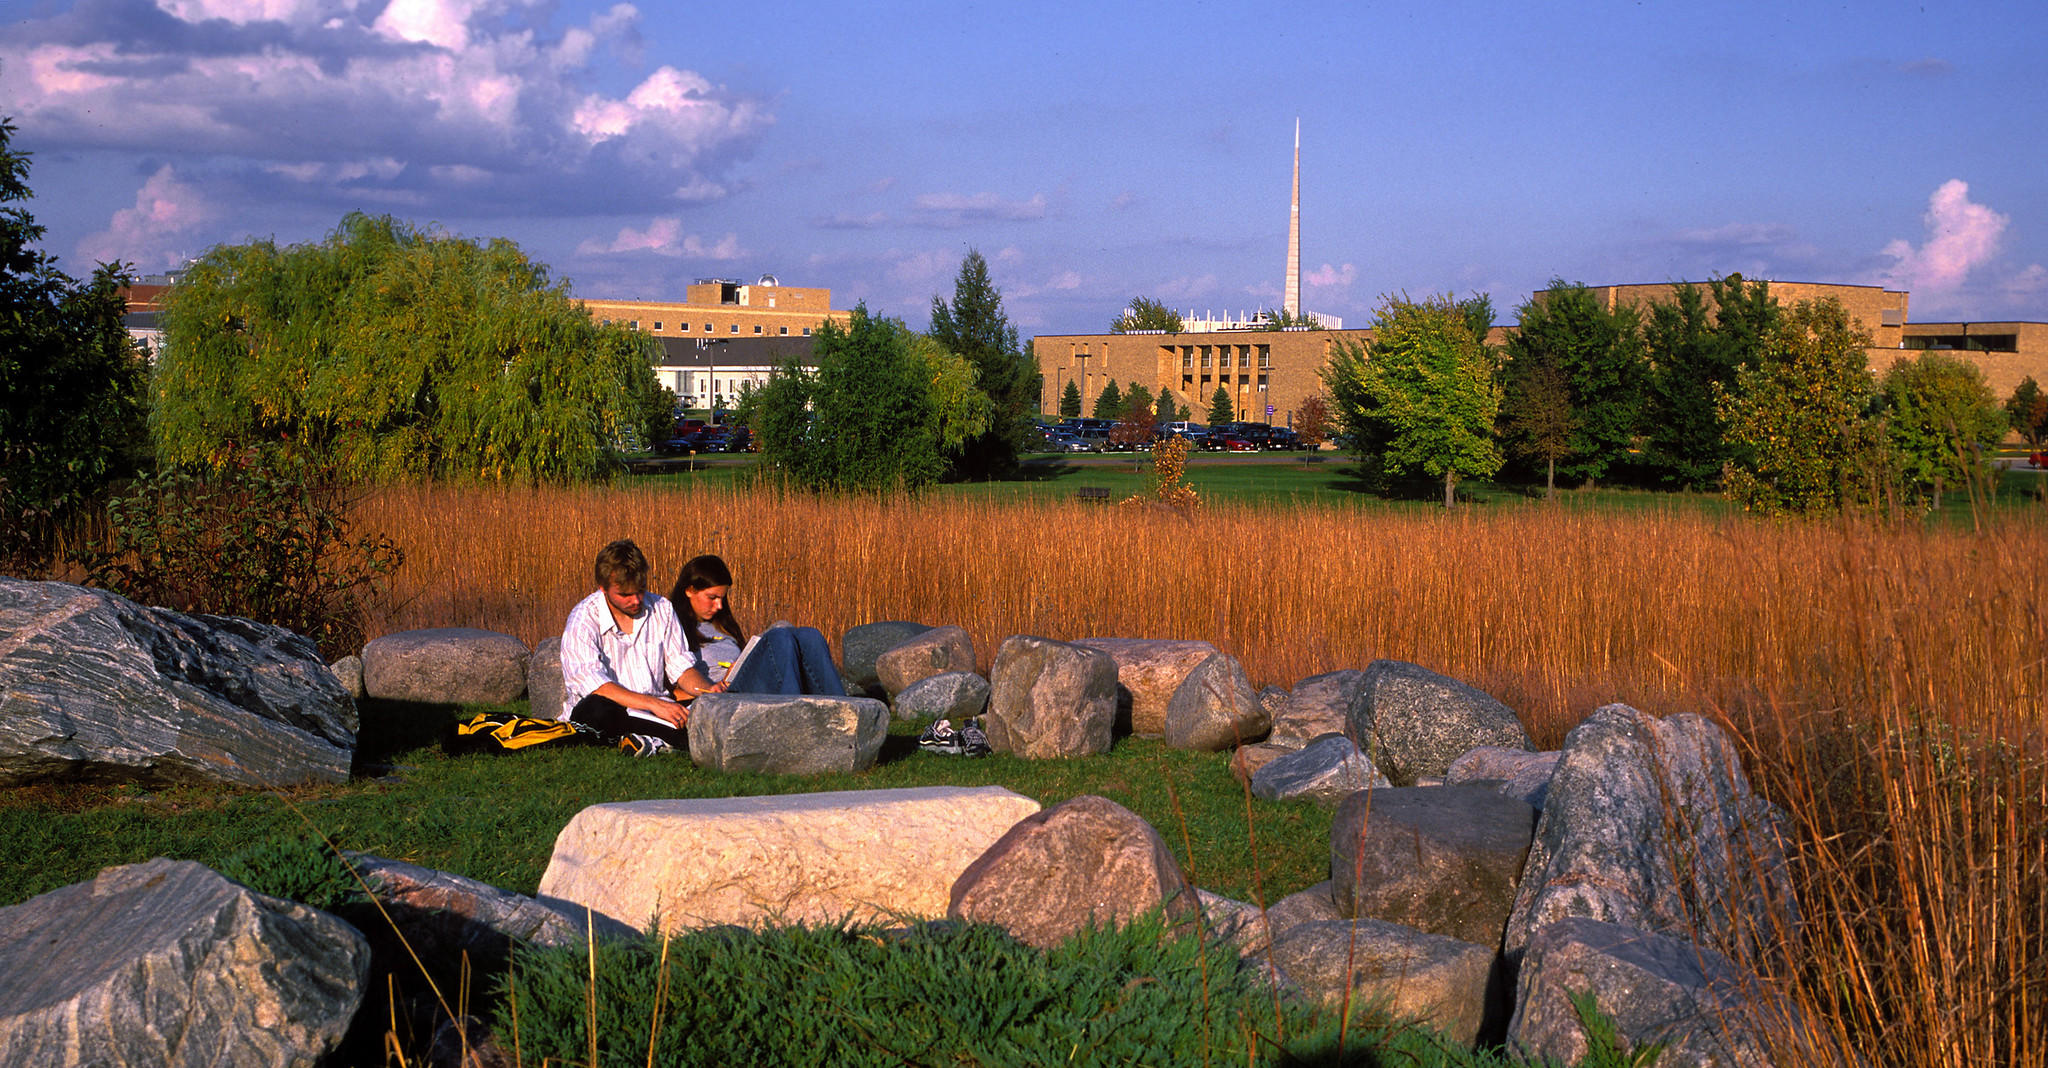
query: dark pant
726 626 846 696
568 693 687 748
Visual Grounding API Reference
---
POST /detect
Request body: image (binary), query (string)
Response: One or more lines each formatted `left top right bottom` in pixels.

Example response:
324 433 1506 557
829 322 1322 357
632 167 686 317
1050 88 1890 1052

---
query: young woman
668 554 846 698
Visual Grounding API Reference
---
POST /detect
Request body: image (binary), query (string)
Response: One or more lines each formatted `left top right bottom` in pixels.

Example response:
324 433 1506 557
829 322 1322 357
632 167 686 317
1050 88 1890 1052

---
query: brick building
577 276 851 344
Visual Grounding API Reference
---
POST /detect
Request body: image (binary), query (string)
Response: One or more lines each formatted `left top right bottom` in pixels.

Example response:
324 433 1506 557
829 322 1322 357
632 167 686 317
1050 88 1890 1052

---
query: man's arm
590 682 690 728
562 595 690 726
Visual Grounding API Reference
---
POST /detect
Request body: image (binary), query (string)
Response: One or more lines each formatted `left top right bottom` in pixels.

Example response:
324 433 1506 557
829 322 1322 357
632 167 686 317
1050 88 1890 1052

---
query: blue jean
726 626 845 696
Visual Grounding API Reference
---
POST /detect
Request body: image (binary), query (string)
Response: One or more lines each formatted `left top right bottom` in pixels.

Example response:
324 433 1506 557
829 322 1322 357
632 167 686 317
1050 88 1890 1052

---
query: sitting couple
558 539 844 756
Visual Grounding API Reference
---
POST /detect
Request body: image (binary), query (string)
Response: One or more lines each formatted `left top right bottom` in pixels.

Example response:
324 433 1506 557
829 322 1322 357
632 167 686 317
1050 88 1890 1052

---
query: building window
730 324 739 333
630 321 639 330
754 325 763 334
779 326 788 335
704 323 713 332
802 327 811 335
1200 347 1211 370
1182 349 1193 370
1259 347 1271 369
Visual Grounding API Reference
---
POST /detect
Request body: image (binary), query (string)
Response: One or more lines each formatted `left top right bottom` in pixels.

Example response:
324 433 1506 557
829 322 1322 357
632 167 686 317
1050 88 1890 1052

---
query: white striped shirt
558 589 692 720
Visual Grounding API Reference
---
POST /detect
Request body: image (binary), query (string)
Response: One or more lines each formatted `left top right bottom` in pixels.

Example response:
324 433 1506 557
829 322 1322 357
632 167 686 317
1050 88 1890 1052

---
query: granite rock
362 627 530 705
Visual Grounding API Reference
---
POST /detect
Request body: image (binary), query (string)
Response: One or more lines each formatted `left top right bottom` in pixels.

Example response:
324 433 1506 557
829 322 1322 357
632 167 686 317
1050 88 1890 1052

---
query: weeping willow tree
153 213 668 483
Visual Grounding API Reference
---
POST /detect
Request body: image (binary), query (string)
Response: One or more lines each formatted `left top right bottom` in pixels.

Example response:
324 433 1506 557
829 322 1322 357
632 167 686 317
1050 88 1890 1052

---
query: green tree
1641 276 1779 490
1504 280 1647 485
1154 389 1177 426
754 306 940 494
155 213 660 484
2006 376 2047 449
1717 298 1884 517
1505 362 1576 498
1111 297 1184 334
908 335 993 453
1207 385 1235 427
1879 352 2007 509
1059 379 1083 418
928 250 1033 478
1327 294 1503 507
1092 379 1124 420
0 119 146 574
1123 381 1153 420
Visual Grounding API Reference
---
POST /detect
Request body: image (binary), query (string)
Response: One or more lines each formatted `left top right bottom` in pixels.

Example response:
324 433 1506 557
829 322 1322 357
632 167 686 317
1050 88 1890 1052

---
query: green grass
0 699 1332 911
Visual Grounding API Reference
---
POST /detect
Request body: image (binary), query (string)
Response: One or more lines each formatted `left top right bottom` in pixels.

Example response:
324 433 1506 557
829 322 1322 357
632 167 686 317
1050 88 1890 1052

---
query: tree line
1323 277 2032 515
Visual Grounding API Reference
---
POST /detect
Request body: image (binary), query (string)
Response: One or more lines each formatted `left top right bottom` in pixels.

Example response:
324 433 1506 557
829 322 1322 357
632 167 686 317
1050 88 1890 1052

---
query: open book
624 633 762 728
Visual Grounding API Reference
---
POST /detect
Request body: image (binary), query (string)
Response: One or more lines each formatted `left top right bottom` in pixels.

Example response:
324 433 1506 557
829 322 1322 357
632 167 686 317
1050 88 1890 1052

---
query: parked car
1041 431 1091 453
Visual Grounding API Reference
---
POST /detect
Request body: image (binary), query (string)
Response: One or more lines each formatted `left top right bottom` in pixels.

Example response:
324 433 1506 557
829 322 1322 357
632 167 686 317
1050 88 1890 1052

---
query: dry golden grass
355 483 2047 1066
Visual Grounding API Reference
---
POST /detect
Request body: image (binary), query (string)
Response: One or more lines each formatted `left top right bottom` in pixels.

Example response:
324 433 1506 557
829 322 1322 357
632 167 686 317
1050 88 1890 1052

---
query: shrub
218 834 368 913
72 447 402 658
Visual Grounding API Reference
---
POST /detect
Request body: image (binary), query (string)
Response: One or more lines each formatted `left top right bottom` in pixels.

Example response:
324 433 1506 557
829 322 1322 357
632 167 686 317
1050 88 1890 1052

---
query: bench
1075 486 1113 503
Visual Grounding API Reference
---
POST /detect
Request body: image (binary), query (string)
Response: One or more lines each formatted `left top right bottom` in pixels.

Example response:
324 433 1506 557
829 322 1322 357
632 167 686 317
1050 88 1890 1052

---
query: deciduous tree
1505 363 1576 498
1110 297 1183 334
1505 280 1647 485
156 213 662 484
1879 352 2006 510
1294 393 1332 451
1327 295 1503 507
1641 276 1779 489
2006 376 2047 449
928 250 1033 478
1717 298 1884 517
754 306 941 494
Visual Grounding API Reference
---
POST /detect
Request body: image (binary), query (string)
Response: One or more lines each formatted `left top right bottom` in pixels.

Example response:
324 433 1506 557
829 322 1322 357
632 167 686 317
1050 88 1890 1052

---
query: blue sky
6 0 2045 336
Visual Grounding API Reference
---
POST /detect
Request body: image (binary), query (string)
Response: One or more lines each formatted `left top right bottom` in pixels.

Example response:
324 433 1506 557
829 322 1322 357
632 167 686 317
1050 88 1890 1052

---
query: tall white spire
1284 118 1301 318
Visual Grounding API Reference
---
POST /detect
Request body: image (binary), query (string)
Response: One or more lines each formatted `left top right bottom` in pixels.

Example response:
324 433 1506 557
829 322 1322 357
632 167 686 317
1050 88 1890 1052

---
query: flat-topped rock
985 636 1117 759
0 578 357 787
1270 669 1366 749
841 621 933 695
528 635 565 719
1446 746 1560 810
361 626 530 705
538 786 1042 933
1268 918 1502 1049
892 671 990 722
687 693 889 775
1074 638 1219 735
1251 733 1388 805
0 857 368 1067
875 625 976 698
1331 785 1539 947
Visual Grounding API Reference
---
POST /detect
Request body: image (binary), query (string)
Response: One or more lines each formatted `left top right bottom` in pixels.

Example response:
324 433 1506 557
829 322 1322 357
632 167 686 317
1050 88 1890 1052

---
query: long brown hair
670 553 745 651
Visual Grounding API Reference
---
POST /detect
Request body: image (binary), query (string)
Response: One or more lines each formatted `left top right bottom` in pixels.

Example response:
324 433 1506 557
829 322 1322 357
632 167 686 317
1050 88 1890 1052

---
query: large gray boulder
1076 638 1220 735
1345 660 1533 786
1446 745 1560 811
1271 669 1366 749
1331 785 1539 947
1196 890 1270 957
875 625 976 699
0 578 357 787
361 627 530 705
0 857 368 1067
892 671 990 723
687 693 889 774
841 621 932 695
949 795 1198 950
1508 917 1782 1067
1504 705 1798 971
528 635 564 719
1262 879 1347 940
1251 733 1389 805
985 636 1117 759
1163 652 1269 752
344 853 633 962
1267 918 1502 1049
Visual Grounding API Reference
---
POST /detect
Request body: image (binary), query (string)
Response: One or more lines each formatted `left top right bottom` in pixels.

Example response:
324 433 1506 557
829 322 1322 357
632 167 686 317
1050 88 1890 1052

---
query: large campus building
577 275 852 408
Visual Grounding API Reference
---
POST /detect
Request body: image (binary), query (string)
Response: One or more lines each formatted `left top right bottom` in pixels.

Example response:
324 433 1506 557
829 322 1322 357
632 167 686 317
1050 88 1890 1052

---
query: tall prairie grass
358 484 2047 1066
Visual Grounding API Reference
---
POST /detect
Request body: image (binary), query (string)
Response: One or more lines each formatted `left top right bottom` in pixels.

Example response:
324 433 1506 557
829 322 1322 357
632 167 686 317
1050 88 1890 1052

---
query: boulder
1163 652 1270 752
0 578 357 787
1229 741 1295 785
1508 917 1782 1068
874 625 976 699
1271 669 1366 749
1504 705 1798 971
984 636 1117 759
1262 879 1347 940
949 795 1198 950
345 854 634 964
686 693 889 775
1330 785 1539 947
1267 919 1502 1048
841 621 932 694
329 655 366 699
891 671 990 723
361 627 530 705
1196 890 1269 957
538 786 1041 933
0 857 368 1067
1251 733 1389 805
528 635 564 720
1074 638 1219 735
1257 684 1291 722
1446 746 1560 810
1345 660 1532 786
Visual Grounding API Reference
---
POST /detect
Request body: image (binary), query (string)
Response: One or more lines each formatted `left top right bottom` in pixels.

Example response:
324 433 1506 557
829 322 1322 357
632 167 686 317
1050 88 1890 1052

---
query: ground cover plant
7 483 2046 1066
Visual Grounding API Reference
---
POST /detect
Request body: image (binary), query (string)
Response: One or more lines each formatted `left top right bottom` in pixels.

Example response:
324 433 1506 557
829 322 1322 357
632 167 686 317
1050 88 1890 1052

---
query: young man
558 539 706 756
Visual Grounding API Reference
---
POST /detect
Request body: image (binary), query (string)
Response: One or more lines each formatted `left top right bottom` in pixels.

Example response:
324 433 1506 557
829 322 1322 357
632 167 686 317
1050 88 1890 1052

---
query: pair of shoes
958 717 992 758
917 719 964 755
619 733 671 757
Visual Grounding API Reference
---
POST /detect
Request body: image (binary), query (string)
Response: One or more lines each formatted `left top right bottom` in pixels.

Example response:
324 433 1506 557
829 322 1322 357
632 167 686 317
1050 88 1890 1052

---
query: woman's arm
671 666 726 701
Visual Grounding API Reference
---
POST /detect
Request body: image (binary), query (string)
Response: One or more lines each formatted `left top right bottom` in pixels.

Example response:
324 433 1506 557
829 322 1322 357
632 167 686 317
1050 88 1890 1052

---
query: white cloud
77 165 214 269
1880 179 2006 295
577 218 744 259
1674 222 1799 246
908 191 1048 228
1306 262 1356 288
0 0 770 214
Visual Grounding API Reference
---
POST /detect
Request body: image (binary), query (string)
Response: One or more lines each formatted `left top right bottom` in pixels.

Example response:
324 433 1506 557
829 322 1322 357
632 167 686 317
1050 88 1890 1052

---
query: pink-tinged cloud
1306 262 1356 288
77 166 213 270
1880 180 2006 295
909 191 1048 227
577 219 744 259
